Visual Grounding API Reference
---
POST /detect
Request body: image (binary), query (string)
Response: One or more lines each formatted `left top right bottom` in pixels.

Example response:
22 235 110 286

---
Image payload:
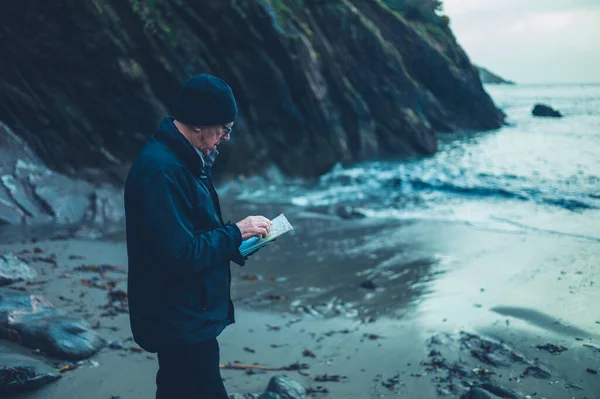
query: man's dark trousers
156 338 228 398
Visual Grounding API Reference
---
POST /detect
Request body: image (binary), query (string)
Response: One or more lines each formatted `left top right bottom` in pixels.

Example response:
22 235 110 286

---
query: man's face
192 122 233 155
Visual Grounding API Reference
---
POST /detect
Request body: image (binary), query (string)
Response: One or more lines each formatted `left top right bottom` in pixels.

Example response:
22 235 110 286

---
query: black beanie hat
171 74 238 126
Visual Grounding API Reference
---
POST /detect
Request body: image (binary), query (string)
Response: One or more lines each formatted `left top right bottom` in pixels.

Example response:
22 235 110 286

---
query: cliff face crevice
0 0 504 184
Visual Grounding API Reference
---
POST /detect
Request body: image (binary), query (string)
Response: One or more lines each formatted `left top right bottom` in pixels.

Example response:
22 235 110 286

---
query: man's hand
236 216 272 240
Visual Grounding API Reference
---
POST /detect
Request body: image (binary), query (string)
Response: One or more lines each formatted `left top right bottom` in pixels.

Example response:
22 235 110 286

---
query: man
124 74 272 398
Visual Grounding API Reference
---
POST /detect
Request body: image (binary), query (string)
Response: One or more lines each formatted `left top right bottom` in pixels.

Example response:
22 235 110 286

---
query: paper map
238 214 293 256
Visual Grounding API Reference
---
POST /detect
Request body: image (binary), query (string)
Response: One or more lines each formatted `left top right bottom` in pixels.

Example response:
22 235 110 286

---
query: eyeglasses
221 124 232 137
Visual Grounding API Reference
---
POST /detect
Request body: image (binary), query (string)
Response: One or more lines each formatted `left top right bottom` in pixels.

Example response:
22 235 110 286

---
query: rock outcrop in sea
532 103 563 118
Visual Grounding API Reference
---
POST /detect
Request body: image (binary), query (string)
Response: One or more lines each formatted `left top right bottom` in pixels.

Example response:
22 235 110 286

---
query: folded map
238 214 293 257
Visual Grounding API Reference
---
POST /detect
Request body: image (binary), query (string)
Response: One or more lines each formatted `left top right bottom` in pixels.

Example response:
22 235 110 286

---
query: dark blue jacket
125 117 245 353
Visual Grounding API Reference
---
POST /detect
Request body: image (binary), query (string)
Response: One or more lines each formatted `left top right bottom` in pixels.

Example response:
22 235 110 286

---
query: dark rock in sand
446 362 469 377
0 253 37 286
0 290 106 360
532 104 563 118
459 332 528 367
536 343 568 354
471 350 511 367
522 364 551 379
258 393 282 399
427 332 532 398
108 340 124 350
0 349 61 395
461 384 522 399
265 376 306 399
230 394 260 399
461 387 502 399
477 383 521 399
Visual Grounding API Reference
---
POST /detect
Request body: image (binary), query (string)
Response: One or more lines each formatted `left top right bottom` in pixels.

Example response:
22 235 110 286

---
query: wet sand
2 204 600 398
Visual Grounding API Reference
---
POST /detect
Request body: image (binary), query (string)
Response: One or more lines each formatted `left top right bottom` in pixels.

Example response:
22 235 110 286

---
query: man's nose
222 133 231 141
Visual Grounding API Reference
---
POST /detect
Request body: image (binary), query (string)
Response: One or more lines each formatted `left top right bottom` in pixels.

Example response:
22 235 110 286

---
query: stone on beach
426 332 537 397
229 394 259 399
522 364 551 379
461 387 504 399
0 290 106 360
461 383 522 399
0 349 61 395
265 376 306 399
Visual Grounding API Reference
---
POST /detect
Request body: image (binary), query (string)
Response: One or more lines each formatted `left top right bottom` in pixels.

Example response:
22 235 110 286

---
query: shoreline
1 211 599 398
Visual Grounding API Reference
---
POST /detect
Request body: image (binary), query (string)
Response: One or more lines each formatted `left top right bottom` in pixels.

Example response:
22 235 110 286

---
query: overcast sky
443 0 600 84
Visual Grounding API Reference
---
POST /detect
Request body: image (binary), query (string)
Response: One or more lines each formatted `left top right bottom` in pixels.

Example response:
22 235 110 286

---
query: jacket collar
154 116 206 178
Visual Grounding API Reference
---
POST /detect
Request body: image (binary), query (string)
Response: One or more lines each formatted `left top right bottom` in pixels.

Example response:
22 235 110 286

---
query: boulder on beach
462 383 522 399
0 290 106 360
0 253 37 286
532 104 563 118
229 376 305 399
229 394 260 399
258 393 282 399
264 376 306 399
461 387 502 399
0 349 61 395
461 383 523 399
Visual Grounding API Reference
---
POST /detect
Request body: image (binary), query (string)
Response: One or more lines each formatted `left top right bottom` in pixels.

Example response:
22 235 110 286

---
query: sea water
232 84 600 241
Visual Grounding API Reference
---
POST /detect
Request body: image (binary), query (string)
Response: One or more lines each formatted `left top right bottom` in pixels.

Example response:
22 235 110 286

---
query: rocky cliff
0 0 504 226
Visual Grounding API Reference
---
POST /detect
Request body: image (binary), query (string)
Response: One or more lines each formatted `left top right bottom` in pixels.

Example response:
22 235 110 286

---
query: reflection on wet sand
231 213 442 320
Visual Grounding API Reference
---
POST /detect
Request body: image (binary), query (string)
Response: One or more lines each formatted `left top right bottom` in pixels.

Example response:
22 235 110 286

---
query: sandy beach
1 201 599 399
